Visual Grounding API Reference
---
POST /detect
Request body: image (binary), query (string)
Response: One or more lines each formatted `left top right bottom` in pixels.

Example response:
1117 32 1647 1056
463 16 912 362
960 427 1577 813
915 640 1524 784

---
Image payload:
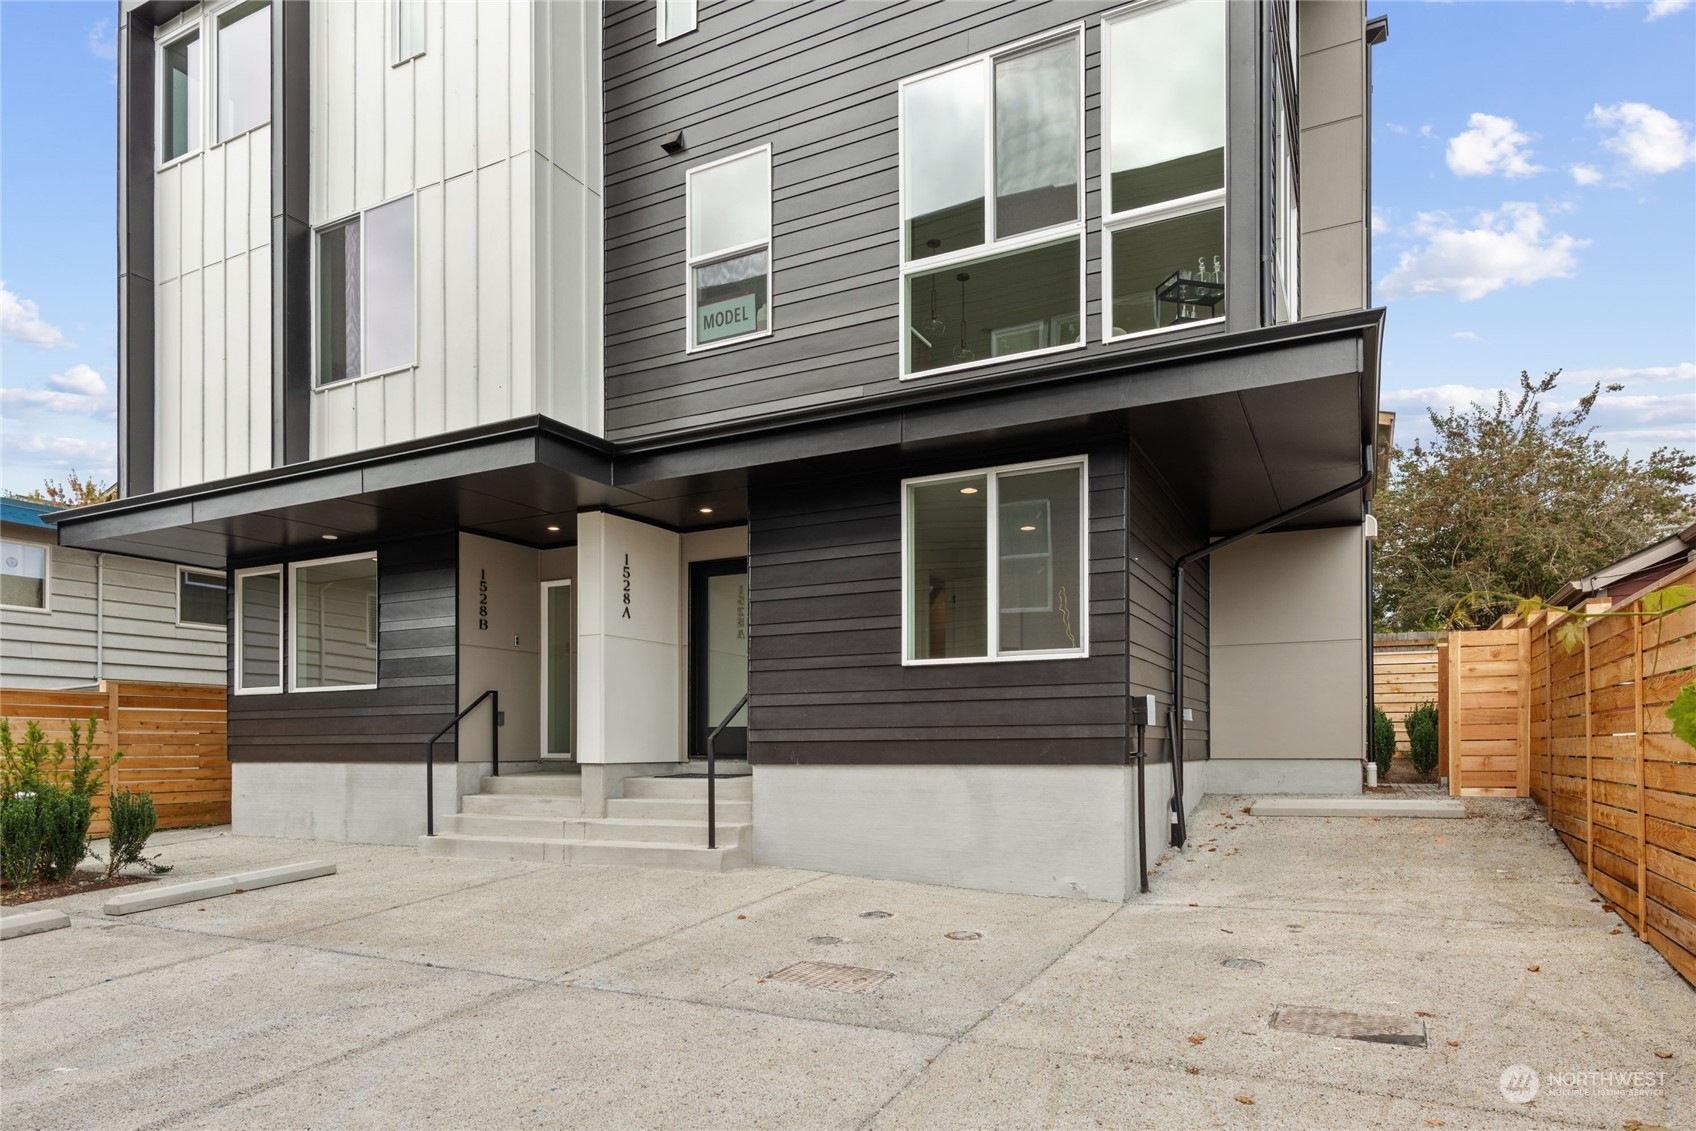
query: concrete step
461 794 583 818
583 817 749 847
605 796 752 822
418 833 568 863
444 812 587 839
479 774 582 798
620 775 751 801
565 839 750 872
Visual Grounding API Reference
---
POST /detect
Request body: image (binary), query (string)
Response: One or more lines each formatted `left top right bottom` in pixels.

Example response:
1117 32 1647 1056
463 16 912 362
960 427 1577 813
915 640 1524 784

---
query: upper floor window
658 0 697 42
159 29 200 164
686 147 771 350
1103 0 1227 340
1 541 48 611
216 1 270 141
178 568 228 628
900 31 1084 377
315 195 417 385
393 0 425 64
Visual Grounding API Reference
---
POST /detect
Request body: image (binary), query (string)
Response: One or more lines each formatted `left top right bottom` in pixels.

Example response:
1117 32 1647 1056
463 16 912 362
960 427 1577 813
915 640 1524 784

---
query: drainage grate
1270 1005 1427 1047
766 961 894 993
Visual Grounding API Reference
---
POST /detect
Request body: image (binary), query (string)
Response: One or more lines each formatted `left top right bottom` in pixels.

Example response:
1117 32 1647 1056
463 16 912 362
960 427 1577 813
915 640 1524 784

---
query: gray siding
602 0 1265 442
745 439 1208 766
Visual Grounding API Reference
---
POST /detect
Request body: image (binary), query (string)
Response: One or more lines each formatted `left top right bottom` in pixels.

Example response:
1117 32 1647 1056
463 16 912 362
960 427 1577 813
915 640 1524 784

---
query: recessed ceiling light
321 534 338 541
959 486 979 495
699 506 715 514
1020 525 1036 532
546 525 561 533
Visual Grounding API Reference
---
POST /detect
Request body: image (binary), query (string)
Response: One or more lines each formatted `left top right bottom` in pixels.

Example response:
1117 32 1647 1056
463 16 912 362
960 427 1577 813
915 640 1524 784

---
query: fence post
1583 625 1595 885
1517 626 1532 798
1634 614 1647 934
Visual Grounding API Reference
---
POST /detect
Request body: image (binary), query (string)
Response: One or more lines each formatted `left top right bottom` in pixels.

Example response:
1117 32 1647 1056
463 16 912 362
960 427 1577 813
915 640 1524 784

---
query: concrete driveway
2 797 1691 1130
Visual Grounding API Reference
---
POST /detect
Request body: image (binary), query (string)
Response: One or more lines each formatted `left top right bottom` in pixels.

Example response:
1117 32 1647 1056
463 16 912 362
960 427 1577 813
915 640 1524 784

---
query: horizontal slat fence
1373 633 1441 750
1 680 228 836
1446 628 1528 797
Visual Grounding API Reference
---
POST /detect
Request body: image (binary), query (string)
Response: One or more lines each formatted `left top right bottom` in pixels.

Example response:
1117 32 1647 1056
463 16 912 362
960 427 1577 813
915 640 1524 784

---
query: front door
689 559 748 757
541 579 575 758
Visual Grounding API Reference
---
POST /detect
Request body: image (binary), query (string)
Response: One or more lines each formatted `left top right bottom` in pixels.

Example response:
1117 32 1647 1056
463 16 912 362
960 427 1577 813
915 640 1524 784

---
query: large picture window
216 1 270 141
904 459 1087 663
1 541 49 611
290 554 378 691
316 195 416 385
159 29 200 164
900 31 1084 377
686 147 771 350
235 567 283 693
1103 0 1227 340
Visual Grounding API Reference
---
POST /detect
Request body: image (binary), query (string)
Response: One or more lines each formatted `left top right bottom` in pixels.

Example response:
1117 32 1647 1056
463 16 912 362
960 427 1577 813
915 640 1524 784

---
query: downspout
1124 477 1151 894
1169 441 1377 846
1364 501 1376 776
95 553 107 683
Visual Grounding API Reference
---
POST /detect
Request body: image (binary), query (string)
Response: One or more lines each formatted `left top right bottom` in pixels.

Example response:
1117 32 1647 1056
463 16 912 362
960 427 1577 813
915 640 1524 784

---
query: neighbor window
159 29 200 163
393 0 425 63
216 1 270 141
179 568 228 627
291 554 378 691
1103 0 1227 339
904 459 1087 662
658 0 696 42
316 195 416 384
686 147 771 350
900 31 1084 376
235 567 283 693
0 541 48 611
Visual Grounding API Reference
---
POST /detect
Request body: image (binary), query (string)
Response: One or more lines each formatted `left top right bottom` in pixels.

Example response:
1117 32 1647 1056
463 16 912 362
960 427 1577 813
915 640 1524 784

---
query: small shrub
0 716 114 887
102 789 171 878
1372 707 1396 782
0 792 46 887
1406 701 1440 781
40 790 94 881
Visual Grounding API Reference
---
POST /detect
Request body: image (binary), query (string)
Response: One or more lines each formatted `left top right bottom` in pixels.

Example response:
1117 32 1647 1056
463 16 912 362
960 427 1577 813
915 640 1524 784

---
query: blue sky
1 0 1692 494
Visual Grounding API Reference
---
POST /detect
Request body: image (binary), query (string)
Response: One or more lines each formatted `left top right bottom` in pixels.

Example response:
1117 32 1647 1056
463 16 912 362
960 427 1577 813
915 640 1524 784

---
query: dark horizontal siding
227 534 458 763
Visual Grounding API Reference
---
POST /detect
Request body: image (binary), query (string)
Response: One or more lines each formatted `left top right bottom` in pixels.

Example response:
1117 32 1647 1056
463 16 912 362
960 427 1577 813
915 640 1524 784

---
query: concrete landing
1250 796 1467 819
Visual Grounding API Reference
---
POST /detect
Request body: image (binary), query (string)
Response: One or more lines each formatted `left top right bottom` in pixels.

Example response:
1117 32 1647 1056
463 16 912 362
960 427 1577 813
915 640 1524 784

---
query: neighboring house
2 496 226 689
1548 522 1696 610
58 0 1389 900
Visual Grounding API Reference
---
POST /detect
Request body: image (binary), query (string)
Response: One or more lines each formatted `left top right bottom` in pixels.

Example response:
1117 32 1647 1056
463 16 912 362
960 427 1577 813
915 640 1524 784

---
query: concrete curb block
102 861 338 916
0 909 72 940
1251 797 1467 819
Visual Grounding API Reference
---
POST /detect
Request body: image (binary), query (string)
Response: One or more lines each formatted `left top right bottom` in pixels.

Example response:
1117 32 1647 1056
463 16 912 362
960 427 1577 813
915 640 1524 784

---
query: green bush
1372 707 1396 782
1406 701 1440 781
102 789 171 879
1 717 113 888
41 790 94 881
0 792 46 887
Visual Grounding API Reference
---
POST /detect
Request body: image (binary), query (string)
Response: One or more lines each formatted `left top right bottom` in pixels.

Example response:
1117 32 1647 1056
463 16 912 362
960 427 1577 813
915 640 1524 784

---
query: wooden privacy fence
0 681 229 836
1372 633 1442 750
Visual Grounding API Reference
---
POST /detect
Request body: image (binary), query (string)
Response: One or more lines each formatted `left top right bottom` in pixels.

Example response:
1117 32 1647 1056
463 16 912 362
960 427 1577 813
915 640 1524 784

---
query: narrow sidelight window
393 0 426 63
904 458 1088 663
235 567 283 693
216 1 270 141
899 30 1084 376
316 196 416 385
291 554 378 691
658 0 697 42
159 30 200 163
0 541 48 610
179 568 228 627
686 147 772 350
1103 0 1228 339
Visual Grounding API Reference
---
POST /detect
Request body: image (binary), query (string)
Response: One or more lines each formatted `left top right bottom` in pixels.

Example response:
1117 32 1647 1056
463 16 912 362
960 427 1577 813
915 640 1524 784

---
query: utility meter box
1129 695 1157 727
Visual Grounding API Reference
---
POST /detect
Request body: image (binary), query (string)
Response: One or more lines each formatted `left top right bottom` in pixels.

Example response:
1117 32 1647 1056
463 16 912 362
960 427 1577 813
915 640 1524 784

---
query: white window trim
900 455 1091 666
311 193 419 388
288 552 379 694
176 566 229 630
1099 0 1230 345
233 565 283 696
896 26 1088 380
391 0 426 66
657 0 698 43
155 24 205 170
0 540 52 614
684 144 774 353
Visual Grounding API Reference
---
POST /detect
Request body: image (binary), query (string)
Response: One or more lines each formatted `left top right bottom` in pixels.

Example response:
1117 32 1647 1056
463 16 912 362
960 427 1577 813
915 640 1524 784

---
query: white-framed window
234 566 283 694
315 195 417 385
902 457 1089 664
658 0 697 43
686 146 772 351
215 0 270 142
289 553 379 692
1102 0 1228 341
158 27 201 165
1 540 50 612
392 0 425 64
178 567 228 628
1271 0 1299 323
899 28 1085 379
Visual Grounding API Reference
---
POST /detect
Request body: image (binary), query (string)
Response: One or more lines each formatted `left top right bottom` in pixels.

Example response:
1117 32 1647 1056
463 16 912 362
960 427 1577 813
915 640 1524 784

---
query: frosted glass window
293 556 378 690
179 569 227 627
394 0 425 62
362 196 416 375
217 1 270 141
687 148 772 349
316 220 360 384
659 0 697 42
236 569 282 692
994 39 1080 239
160 31 199 162
1 541 47 609
1106 0 1226 214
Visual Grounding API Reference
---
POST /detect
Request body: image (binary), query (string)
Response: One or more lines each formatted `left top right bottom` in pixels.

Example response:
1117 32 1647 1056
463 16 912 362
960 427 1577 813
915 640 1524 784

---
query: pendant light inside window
952 272 974 363
919 240 946 341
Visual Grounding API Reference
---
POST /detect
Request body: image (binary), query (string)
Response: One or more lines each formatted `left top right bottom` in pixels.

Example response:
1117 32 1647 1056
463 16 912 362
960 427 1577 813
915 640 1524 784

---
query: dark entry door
689 558 749 757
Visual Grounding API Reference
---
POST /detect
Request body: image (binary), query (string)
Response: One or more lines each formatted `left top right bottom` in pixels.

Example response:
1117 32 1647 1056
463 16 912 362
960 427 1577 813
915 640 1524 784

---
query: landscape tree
1373 370 1696 631
4 470 117 508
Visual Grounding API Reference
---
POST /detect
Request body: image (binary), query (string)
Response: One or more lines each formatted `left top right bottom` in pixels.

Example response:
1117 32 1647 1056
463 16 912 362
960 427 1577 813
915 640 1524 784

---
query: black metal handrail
705 692 748 850
425 689 499 837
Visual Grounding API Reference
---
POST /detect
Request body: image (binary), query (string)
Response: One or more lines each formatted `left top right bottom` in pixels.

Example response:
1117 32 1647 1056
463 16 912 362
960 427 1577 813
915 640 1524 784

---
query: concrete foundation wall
233 760 487 844
1206 758 1359 796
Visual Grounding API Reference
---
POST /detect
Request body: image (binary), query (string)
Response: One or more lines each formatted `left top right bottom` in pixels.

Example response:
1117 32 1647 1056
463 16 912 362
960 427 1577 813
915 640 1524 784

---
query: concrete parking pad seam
0 924 249 1011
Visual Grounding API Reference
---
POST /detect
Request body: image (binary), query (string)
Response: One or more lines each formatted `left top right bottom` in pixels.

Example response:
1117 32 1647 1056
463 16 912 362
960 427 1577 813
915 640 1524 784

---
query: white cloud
1646 0 1690 20
0 433 116 471
1385 122 1408 136
45 364 108 397
1419 125 1436 140
1 283 73 349
1376 202 1588 302
87 19 117 61
0 364 116 419
1370 207 1392 235
1452 331 1482 341
1590 102 1696 174
1568 163 1604 185
1445 113 1545 178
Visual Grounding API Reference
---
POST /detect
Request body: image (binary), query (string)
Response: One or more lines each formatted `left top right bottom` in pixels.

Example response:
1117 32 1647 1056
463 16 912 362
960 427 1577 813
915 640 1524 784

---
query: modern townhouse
58 0 1389 900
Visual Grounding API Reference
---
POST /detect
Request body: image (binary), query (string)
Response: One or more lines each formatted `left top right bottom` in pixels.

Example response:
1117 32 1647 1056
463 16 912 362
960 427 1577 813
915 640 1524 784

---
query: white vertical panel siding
224 139 248 257
248 241 272 469
354 0 386 212
203 145 226 261
226 252 251 464
442 0 476 180
476 160 512 423
179 269 204 488
156 277 182 491
202 260 227 480
415 182 448 437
